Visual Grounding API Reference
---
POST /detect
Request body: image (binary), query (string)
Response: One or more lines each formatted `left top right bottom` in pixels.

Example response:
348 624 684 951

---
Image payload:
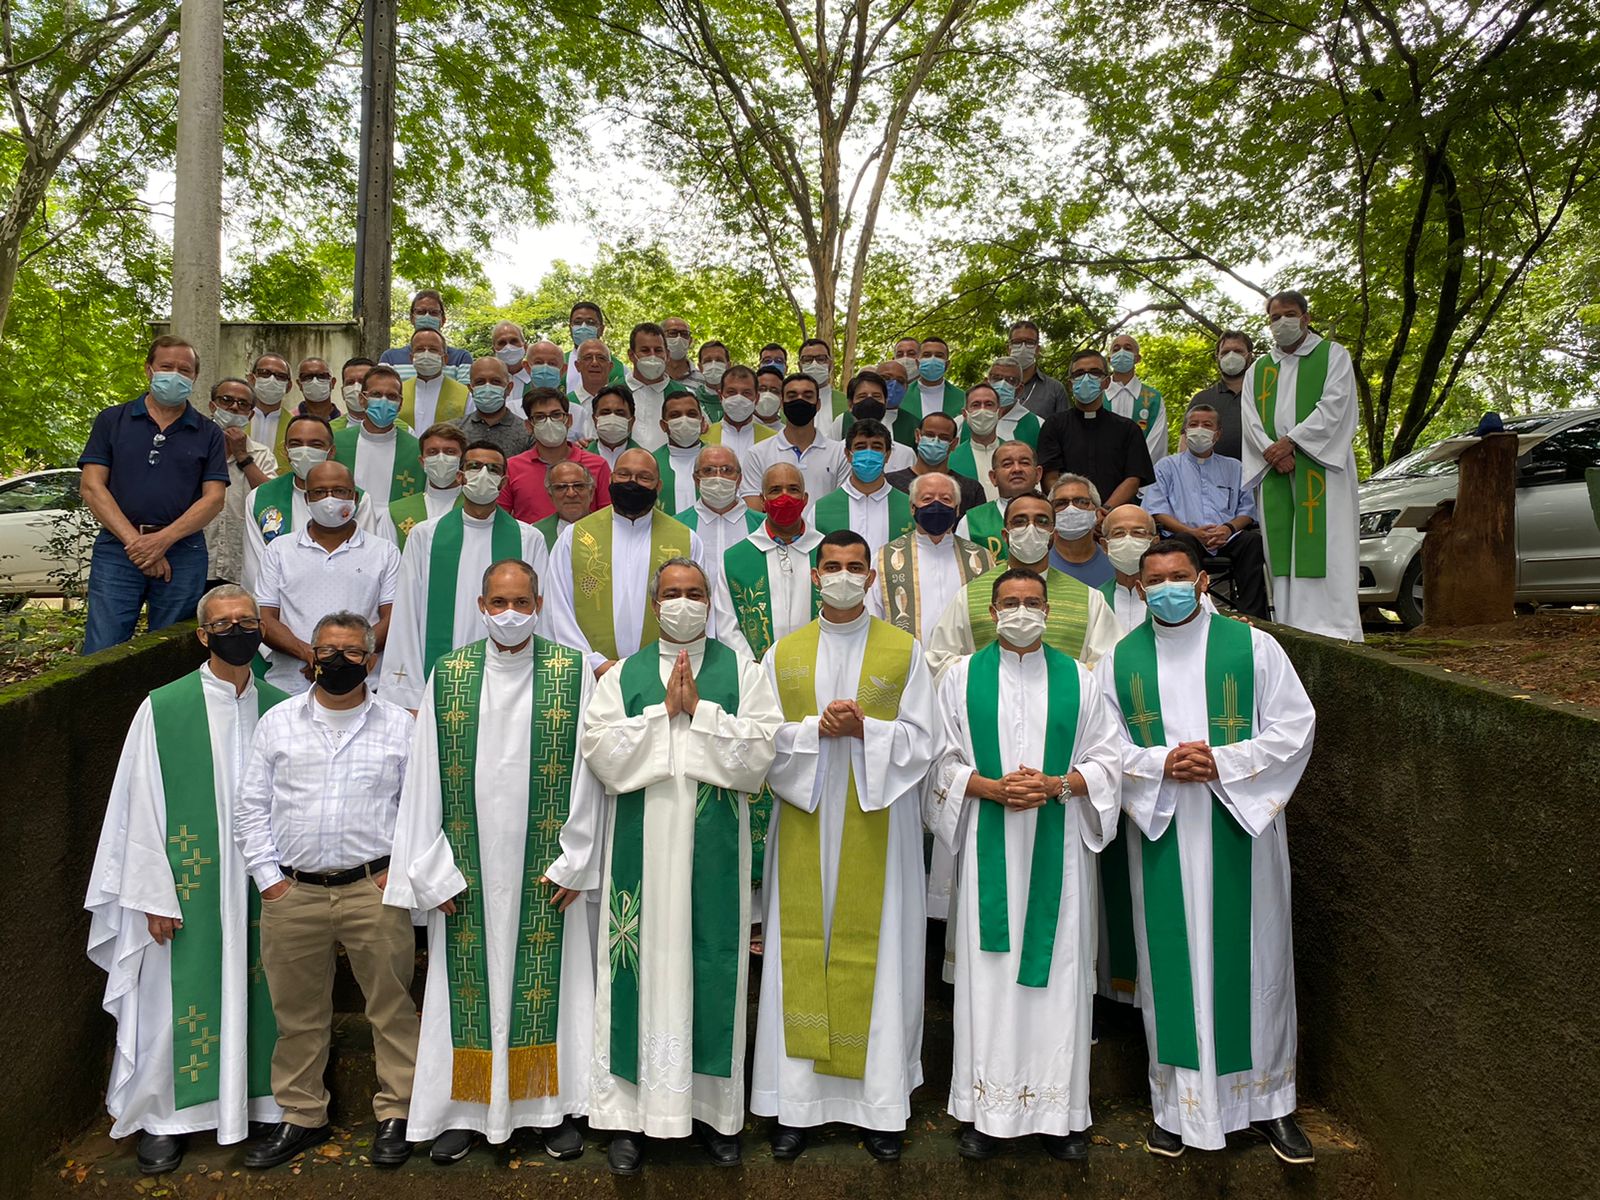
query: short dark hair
918 410 958 434
464 439 507 465
630 321 665 353
209 376 253 401
990 567 1048 606
147 334 198 371
782 372 818 397
593 383 635 416
342 355 376 372
363 363 403 391
1004 491 1051 520
570 299 605 324
1188 403 1220 419
410 288 445 315
755 363 785 384
818 529 870 561
760 342 787 358
523 385 570 417
920 336 949 352
285 412 335 440
721 364 756 390
698 340 728 362
663 390 703 417
1267 289 1309 314
1008 319 1040 337
800 337 830 355
1216 329 1253 354
846 418 893 450
846 370 887 402
1141 539 1201 574
1071 347 1108 371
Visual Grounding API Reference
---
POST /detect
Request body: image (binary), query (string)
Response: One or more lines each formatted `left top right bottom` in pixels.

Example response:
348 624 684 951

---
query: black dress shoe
861 1128 902 1162
542 1117 584 1160
1040 1130 1088 1161
372 1118 412 1167
136 1132 185 1175
429 1128 479 1165
243 1121 332 1170
957 1125 999 1160
1252 1114 1314 1164
770 1124 808 1161
608 1131 645 1176
1145 1122 1185 1159
695 1120 742 1166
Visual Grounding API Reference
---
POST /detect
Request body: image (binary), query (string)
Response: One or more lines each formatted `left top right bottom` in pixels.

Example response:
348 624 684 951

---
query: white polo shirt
738 428 847 504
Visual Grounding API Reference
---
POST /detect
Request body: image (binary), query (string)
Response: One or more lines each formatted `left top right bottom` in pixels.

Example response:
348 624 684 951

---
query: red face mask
765 492 805 527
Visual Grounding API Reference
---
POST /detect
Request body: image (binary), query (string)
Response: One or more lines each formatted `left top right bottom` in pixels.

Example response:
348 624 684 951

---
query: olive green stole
149 670 287 1108
774 618 915 1078
705 420 778 447
570 508 693 659
399 376 469 429
878 532 992 637
966 566 1091 660
607 639 745 1082
1111 614 1257 1074
433 638 584 1102
1252 339 1331 578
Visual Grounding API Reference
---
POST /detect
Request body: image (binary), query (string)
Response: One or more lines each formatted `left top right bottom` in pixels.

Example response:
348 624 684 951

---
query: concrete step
38 1099 1383 1200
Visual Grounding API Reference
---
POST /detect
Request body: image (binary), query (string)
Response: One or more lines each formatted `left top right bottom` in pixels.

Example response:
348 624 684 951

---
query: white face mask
667 415 703 448
412 350 444 379
894 354 919 378
213 408 249 430
342 382 366 415
423 453 461 488
818 570 868 610
1269 314 1303 349
1007 524 1052 564
253 376 287 405
664 335 691 362
1186 427 1217 455
1009 342 1037 372
482 606 538 646
287 446 329 481
1218 350 1248 377
461 466 503 505
721 393 756 423
300 378 332 405
495 343 526 368
594 413 631 445
701 362 728 388
533 417 569 448
635 354 666 382
755 390 782 420
699 475 739 510
966 408 1000 437
1105 534 1154 575
308 495 355 527
994 606 1047 648
802 361 831 387
656 597 708 642
1055 506 1097 540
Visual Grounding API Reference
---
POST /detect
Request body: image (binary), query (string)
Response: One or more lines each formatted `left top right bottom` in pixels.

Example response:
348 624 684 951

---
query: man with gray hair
87 584 289 1176
1048 473 1116 592
533 459 598 550
234 610 419 1171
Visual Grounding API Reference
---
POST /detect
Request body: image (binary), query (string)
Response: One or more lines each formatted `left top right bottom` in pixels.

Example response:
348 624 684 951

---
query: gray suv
1358 408 1600 628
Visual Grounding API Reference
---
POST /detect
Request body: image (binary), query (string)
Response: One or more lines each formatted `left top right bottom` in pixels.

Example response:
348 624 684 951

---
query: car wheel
0 594 25 615
1394 556 1425 629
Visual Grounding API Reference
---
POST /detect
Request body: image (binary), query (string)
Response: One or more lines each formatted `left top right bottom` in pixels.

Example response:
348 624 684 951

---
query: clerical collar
487 636 534 663
360 424 398 441
658 635 707 657
820 608 870 634
1152 605 1209 640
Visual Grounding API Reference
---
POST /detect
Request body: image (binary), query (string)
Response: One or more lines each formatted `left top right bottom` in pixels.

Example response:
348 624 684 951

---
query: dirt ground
1367 607 1600 709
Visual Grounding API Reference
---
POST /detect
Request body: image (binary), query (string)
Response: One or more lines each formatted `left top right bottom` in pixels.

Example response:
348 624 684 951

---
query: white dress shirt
250 406 284 450
738 429 846 503
411 375 444 431
234 687 414 889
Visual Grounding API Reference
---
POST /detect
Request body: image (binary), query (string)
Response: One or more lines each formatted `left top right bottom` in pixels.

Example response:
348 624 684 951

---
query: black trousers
1166 527 1269 619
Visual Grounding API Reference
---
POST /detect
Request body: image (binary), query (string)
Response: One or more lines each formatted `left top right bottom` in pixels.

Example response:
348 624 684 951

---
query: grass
0 602 89 686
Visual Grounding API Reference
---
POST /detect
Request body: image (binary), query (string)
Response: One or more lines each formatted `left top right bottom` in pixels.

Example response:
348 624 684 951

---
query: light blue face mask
1110 348 1136 374
990 379 1017 408
1144 580 1199 624
527 363 563 389
851 448 886 483
413 313 443 332
364 395 401 428
916 436 951 466
1072 373 1103 405
571 323 599 346
471 384 507 414
148 371 193 407
918 357 947 384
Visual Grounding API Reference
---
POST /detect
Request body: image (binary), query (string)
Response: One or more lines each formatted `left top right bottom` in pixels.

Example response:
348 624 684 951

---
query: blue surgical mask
1144 581 1200 624
885 379 907 408
1110 348 1136 374
991 379 1017 408
364 395 401 428
851 448 886 483
918 357 947 384
148 372 193 407
1072 373 1103 405
528 363 563 389
413 313 443 332
571 323 599 346
471 384 507 414
917 436 951 466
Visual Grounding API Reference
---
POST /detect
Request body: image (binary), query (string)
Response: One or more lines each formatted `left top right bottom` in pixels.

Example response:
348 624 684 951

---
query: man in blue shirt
1047 473 1116 591
377 288 473 383
1144 403 1267 617
78 335 230 653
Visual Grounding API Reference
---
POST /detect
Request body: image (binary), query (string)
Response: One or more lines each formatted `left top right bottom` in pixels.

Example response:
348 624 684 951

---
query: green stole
964 500 1006 561
695 384 724 424
433 637 583 1102
675 505 763 537
608 639 745 1082
149 670 286 1107
250 474 299 544
947 439 991 483
390 490 464 550
960 409 1040 448
908 379 968 420
966 566 1091 660
1252 340 1331 578
1125 381 1163 434
878 532 992 636
585 437 640 460
332 424 423 506
889 395 923 447
812 486 914 543
652 443 702 514
966 642 1080 986
570 508 693 659
1111 614 1257 1075
705 420 777 448
722 536 818 658
773 618 915 1078
533 514 565 550
425 508 524 674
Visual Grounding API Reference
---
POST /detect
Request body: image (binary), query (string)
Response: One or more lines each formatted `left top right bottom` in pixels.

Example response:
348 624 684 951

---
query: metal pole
170 0 224 393
354 0 397 360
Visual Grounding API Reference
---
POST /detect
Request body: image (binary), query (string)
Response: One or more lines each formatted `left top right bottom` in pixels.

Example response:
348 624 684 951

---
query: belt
283 856 390 887
136 523 168 534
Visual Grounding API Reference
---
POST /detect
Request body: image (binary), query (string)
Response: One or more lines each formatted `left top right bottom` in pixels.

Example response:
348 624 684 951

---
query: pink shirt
499 443 612 522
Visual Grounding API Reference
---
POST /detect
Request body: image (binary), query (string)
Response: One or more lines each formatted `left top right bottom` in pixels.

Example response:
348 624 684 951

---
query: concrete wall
149 320 361 383
0 625 204 1200
1280 627 1599 1200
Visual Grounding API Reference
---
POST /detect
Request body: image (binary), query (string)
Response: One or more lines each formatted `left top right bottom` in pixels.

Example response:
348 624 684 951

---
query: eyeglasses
1053 496 1096 511
201 617 261 635
148 432 167 466
306 486 356 500
254 369 290 382
549 481 590 493
313 646 368 664
298 371 333 383
696 465 740 478
1007 515 1055 530
1069 368 1106 380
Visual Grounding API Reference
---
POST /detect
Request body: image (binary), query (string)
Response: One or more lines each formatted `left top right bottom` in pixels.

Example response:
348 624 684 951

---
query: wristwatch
1055 774 1073 803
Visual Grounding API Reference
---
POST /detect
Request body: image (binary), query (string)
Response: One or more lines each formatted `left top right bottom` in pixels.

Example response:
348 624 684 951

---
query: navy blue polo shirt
78 394 229 542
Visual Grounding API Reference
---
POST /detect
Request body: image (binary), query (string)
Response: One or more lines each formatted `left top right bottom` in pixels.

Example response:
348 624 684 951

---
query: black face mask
914 500 958 537
610 479 659 518
315 657 369 696
851 399 887 423
206 627 262 667
783 399 818 427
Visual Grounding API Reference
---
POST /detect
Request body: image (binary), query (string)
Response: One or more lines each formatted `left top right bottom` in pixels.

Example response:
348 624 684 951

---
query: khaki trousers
259 873 417 1126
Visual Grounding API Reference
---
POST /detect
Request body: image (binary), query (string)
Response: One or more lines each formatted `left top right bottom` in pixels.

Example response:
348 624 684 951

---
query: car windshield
1371 415 1558 480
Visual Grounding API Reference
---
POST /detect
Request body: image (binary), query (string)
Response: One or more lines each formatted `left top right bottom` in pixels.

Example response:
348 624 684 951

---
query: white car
0 468 87 602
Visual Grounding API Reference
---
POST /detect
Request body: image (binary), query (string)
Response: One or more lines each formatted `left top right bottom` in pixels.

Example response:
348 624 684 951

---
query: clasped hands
124 530 172 579
663 649 699 718
976 765 1069 811
1264 435 1297 475
818 698 866 739
1165 741 1220 783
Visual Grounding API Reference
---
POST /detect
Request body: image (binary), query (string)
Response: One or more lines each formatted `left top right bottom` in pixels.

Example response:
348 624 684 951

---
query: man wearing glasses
1036 348 1155 511
255 460 400 695
234 610 419 1170
203 377 278 588
1007 320 1069 420
78 335 230 654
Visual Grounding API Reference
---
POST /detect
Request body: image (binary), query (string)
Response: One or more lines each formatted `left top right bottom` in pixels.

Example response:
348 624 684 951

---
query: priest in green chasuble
1094 540 1316 1165
384 560 605 1164
752 531 942 1164
924 569 1122 1162
578 559 783 1174
86 585 286 1176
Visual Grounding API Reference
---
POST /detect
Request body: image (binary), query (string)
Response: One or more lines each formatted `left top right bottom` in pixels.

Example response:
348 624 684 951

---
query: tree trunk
0 156 57 342
1420 432 1518 627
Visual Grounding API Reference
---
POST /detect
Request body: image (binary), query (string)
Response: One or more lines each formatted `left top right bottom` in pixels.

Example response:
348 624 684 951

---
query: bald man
676 445 762 584
712 462 826 662
1101 504 1159 631
454 354 534 459
1106 334 1167 466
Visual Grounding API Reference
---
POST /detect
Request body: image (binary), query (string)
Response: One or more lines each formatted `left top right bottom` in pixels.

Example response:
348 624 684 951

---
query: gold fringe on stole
1112 975 1137 994
450 1047 495 1104
507 1043 560 1101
